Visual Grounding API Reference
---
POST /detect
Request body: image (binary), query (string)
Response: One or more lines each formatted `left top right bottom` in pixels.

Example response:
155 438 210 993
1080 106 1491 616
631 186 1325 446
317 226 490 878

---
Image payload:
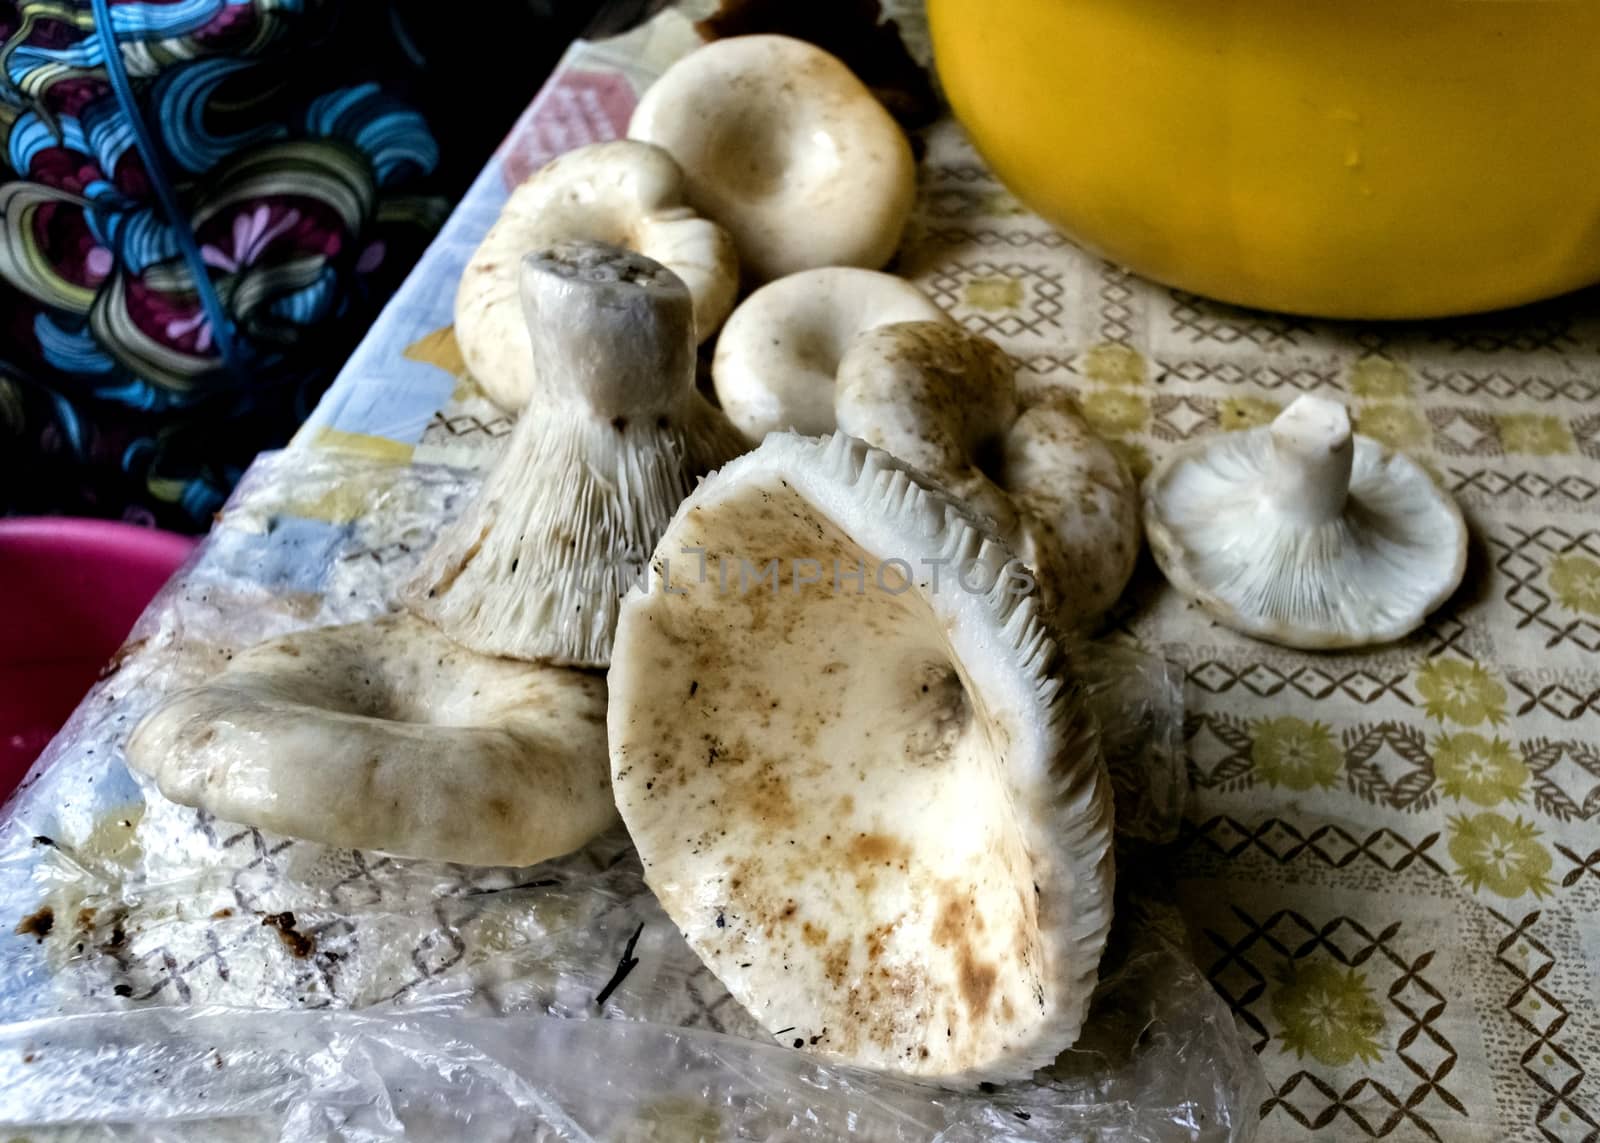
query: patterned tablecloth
280 7 1596 1142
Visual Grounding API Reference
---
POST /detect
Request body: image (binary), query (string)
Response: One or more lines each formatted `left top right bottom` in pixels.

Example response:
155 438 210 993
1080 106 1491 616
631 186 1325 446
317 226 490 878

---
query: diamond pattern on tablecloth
1150 394 1218 440
916 258 1069 340
1523 741 1600 822
1490 911 1598 1142
1186 887 1487 1141
1430 408 1504 456
1160 291 1319 351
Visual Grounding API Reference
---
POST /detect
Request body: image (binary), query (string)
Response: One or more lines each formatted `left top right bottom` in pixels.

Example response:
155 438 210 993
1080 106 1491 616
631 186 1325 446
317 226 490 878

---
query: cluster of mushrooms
124 35 1468 1086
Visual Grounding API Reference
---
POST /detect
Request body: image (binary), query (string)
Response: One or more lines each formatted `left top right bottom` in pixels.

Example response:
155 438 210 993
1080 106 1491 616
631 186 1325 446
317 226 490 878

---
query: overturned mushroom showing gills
836 321 1140 630
712 269 948 441
127 614 614 866
1143 394 1468 649
455 140 738 410
628 34 916 282
411 241 748 667
608 433 1114 1084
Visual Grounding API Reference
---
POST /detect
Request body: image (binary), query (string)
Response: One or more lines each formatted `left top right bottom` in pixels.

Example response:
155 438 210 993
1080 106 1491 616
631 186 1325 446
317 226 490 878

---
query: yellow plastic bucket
929 0 1600 319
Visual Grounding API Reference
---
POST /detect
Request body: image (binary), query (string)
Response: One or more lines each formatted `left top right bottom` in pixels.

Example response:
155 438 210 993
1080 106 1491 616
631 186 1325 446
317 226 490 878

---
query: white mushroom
712 268 948 441
1143 394 1468 649
627 34 916 282
126 614 613 867
410 240 748 667
608 432 1114 1085
836 321 1140 631
455 139 738 410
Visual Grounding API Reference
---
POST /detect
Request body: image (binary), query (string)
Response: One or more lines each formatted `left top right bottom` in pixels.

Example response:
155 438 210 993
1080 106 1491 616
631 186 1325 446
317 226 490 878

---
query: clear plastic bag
0 452 1262 1140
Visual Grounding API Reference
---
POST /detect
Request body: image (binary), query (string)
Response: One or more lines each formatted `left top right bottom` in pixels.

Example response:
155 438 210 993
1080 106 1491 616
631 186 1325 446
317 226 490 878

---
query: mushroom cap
712 269 948 441
1143 395 1468 649
126 614 615 867
411 242 748 667
608 432 1114 1085
836 321 1140 630
1003 396 1142 628
455 139 738 411
628 34 916 282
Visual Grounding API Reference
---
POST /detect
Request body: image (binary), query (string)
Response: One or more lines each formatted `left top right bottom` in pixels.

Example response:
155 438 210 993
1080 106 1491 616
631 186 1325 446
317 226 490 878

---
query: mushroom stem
521 242 697 421
1267 395 1353 525
408 240 746 667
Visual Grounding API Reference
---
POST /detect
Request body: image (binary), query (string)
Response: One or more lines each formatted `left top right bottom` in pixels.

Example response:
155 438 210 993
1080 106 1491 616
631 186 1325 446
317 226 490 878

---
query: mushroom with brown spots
607 432 1114 1084
835 321 1140 631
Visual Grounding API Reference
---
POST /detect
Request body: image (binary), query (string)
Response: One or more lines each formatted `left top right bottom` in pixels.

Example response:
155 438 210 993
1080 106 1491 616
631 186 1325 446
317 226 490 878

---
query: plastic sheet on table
0 450 1263 1141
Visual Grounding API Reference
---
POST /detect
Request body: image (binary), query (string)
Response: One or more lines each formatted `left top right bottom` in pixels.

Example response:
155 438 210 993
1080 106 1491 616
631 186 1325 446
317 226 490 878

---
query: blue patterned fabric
0 0 446 529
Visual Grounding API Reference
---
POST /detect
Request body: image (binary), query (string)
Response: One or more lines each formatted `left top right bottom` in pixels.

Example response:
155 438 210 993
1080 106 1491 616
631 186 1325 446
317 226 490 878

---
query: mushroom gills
411 240 748 668
1144 394 1467 648
609 433 1113 1084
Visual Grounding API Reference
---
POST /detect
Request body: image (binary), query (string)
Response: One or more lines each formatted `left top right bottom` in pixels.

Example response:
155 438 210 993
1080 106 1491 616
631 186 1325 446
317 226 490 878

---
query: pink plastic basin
0 518 196 797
